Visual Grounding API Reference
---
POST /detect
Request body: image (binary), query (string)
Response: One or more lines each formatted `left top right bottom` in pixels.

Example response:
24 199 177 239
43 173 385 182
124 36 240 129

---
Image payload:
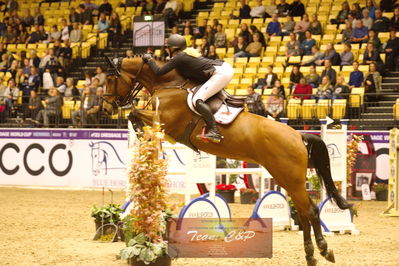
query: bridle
103 55 145 108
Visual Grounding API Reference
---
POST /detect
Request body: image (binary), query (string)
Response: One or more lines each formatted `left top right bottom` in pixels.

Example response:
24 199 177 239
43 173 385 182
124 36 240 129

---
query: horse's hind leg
290 189 317 266
309 199 335 263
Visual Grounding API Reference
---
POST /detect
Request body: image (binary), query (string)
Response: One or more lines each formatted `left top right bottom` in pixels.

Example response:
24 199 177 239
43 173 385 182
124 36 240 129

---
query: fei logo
327 143 342 160
89 141 125 176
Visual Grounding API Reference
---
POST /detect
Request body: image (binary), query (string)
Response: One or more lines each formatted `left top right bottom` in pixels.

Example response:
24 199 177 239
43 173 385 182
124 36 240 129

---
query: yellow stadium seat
288 56 301 64
235 88 248 95
316 99 331 119
287 98 302 119
332 99 347 119
265 46 278 57
216 48 226 58
302 99 316 120
350 87 365 108
235 57 248 65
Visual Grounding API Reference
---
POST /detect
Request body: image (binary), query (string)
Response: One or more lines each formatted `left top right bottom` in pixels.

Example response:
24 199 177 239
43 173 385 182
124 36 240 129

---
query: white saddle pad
187 90 243 125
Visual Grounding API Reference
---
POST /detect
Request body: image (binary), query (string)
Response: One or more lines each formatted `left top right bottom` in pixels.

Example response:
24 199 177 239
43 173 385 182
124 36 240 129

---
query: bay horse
102 55 351 266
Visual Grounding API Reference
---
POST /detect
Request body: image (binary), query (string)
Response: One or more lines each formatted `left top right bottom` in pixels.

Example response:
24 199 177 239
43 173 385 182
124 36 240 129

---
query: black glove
142 53 152 63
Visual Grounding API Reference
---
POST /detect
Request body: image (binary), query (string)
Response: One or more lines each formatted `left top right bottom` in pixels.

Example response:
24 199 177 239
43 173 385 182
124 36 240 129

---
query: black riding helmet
165 34 187 50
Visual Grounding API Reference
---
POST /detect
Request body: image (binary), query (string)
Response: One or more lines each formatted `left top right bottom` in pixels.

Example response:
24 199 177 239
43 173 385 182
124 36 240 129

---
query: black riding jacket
147 52 223 83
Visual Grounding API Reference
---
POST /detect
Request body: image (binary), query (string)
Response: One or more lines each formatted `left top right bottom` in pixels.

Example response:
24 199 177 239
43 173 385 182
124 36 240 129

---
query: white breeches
192 62 234 105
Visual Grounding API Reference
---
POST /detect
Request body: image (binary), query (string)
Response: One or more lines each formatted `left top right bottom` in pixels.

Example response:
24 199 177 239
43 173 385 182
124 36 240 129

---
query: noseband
103 57 145 107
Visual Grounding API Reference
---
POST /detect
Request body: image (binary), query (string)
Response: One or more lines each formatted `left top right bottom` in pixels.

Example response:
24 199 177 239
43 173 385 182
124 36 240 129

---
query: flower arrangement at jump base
216 184 237 203
347 134 364 197
239 188 259 204
373 183 388 201
120 125 172 266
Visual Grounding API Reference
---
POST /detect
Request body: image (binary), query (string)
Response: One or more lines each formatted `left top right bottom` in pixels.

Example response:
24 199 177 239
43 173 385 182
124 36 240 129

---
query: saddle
187 88 246 124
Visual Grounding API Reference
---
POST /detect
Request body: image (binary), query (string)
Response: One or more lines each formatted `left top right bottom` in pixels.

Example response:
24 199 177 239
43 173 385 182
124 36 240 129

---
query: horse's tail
302 133 352 210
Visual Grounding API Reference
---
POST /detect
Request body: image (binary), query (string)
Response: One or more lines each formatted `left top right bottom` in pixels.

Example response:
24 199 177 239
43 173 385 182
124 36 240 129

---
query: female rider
143 34 234 143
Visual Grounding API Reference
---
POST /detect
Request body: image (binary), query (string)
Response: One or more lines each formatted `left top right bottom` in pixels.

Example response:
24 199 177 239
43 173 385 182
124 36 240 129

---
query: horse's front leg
128 109 155 135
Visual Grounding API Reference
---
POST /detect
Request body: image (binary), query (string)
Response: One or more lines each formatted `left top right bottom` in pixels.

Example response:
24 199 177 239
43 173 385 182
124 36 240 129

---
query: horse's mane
132 53 168 63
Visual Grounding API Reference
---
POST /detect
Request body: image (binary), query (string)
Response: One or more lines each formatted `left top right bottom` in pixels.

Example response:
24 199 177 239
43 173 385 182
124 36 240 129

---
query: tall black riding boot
195 99 222 143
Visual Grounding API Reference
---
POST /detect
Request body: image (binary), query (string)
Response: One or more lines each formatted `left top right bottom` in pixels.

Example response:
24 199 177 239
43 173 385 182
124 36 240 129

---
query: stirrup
196 127 223 143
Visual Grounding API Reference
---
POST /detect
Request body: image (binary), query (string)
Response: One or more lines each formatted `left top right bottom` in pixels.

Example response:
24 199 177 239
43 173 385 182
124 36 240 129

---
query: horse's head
103 56 145 115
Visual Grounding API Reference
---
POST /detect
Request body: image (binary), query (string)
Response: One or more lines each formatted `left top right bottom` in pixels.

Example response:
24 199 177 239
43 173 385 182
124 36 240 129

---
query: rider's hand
143 54 152 63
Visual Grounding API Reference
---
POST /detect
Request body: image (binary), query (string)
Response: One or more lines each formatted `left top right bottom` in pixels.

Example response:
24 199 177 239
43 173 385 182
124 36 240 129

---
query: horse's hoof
323 249 335 263
306 257 317 266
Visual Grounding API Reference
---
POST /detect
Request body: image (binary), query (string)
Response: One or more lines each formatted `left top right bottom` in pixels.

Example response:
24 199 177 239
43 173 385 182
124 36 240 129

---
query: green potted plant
373 183 388 201
307 172 321 201
120 125 172 266
239 188 259 204
91 203 123 230
216 184 237 203
288 199 302 230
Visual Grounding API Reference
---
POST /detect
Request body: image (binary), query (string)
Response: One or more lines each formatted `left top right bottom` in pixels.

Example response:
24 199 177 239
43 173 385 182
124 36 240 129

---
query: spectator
94 66 106 87
289 65 304 89
195 19 208 39
88 87 105 126
239 23 252 45
9 60 18 80
351 20 369 44
266 87 284 119
33 7 45 26
0 43 6 59
59 40 72 72
69 7 80 24
79 4 93 25
364 0 376 19
153 0 166 14
321 59 337 85
163 0 178 28
380 0 394 13
38 25 50 43
64 78 80 101
28 90 43 119
0 54 9 73
181 20 193 35
368 29 382 51
206 45 219 60
34 88 62 127
385 29 399 71
314 76 333 100
60 19 70 42
333 2 350 24
199 38 210 57
214 24 226 48
333 75 350 100
250 0 265 18
212 19 219 32
351 3 363 19
317 42 337 66
362 9 374 29
4 79 19 111
245 86 265 116
342 20 353 44
70 23 83 43
300 31 316 55
305 64 320 87
340 43 354 65
266 14 281 37
4 25 16 44
391 7 399 30
234 33 262 58
50 25 61 42
293 77 312 99
108 12 122 48
285 32 301 58
372 9 390 33
273 79 286 99
363 42 382 65
22 59 31 75
52 76 66 95
29 49 40 69
26 24 39 44
204 25 215 45
309 14 322 35
239 0 251 19
85 71 94 88
349 61 364 88
294 14 310 36
364 62 382 100
281 15 296 35
277 0 290 17
265 0 277 18
83 0 98 13
45 49 62 82
183 27 193 47
99 0 113 16
265 65 278 88
21 9 34 27
27 67 40 92
98 13 110 33
233 36 247 58
289 0 305 17
71 86 97 127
